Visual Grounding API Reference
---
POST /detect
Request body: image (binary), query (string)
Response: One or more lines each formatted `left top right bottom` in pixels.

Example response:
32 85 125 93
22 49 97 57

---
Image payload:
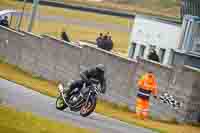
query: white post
128 19 134 58
28 0 39 32
128 43 134 58
163 49 172 65
134 44 141 59
17 0 27 31
144 45 150 59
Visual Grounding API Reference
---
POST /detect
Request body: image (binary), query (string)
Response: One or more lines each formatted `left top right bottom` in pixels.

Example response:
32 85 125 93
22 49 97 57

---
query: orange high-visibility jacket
137 73 158 96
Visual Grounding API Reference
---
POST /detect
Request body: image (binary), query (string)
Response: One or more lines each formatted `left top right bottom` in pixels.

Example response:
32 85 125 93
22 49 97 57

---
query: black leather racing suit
67 67 106 96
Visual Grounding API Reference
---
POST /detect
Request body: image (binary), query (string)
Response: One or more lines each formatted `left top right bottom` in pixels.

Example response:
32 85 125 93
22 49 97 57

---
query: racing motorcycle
56 79 103 117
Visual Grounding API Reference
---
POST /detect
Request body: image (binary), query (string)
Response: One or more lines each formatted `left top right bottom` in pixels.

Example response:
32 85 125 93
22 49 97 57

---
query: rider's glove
86 80 92 85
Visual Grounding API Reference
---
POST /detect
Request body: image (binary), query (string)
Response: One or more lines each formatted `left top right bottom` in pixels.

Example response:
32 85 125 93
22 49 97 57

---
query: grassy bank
0 105 94 133
0 58 200 133
60 0 180 20
0 0 130 54
14 16 129 54
0 0 182 54
1 0 129 26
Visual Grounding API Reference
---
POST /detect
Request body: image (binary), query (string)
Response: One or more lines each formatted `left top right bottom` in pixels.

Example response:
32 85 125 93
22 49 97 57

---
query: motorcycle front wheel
56 95 68 110
80 95 97 117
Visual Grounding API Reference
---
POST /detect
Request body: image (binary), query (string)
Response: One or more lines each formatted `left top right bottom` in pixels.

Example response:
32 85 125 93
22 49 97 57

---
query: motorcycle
56 79 103 117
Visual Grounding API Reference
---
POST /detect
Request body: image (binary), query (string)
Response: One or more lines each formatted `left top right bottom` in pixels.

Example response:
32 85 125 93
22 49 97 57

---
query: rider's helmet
96 64 105 72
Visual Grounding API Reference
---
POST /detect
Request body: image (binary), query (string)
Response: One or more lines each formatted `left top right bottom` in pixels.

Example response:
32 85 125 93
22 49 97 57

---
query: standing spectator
107 36 113 51
148 49 160 62
61 29 70 42
136 71 158 119
96 33 103 48
106 32 110 37
96 32 113 52
103 32 109 40
101 35 108 50
0 16 9 27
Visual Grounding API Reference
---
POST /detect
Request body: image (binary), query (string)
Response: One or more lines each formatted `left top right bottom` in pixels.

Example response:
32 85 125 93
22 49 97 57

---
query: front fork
60 91 70 107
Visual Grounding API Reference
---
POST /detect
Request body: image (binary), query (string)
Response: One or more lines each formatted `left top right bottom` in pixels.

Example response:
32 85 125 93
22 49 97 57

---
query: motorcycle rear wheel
80 95 96 117
56 96 68 110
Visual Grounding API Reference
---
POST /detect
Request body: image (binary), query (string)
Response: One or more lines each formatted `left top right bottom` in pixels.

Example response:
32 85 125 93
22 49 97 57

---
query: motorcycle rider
65 64 106 98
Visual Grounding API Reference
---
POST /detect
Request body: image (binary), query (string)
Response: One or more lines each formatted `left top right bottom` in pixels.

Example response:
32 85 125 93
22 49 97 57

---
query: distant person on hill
0 16 9 27
101 35 109 50
96 33 103 48
61 29 70 42
97 32 114 51
106 32 110 37
97 34 106 50
103 32 109 40
148 49 160 62
107 36 113 51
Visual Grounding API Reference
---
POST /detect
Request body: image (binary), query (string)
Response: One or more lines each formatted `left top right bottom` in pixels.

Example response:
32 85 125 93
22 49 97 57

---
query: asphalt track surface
0 78 155 133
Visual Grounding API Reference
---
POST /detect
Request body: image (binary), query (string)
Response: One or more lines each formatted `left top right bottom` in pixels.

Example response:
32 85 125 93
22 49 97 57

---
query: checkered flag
159 93 181 109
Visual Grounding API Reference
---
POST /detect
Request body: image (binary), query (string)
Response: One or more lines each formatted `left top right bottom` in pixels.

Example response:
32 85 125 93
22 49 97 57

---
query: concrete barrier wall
0 26 82 82
19 32 42 74
0 27 25 65
0 27 9 58
39 35 81 82
80 45 137 105
186 67 200 122
0 26 199 122
169 66 200 122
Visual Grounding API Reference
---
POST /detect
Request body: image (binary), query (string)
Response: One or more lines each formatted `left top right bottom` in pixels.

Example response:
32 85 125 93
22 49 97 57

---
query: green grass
10 15 130 54
0 0 130 55
0 57 200 133
61 0 181 20
0 105 94 133
0 0 130 27
159 0 178 8
0 0 181 55
0 56 7 64
38 6 130 27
